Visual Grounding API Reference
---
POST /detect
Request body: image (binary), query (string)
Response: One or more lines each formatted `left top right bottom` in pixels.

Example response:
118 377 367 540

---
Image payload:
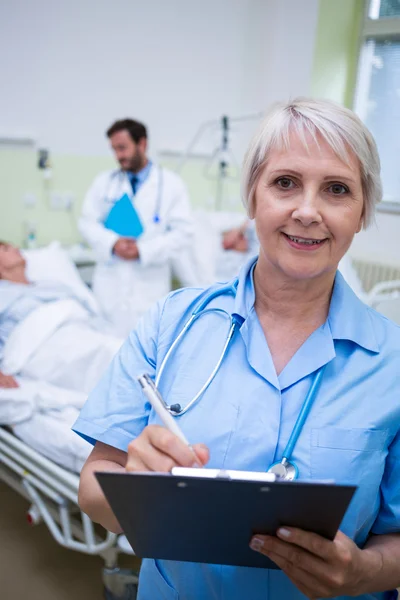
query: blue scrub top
73 257 400 600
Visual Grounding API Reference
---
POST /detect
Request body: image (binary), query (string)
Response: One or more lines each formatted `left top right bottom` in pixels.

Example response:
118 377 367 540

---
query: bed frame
0 426 139 599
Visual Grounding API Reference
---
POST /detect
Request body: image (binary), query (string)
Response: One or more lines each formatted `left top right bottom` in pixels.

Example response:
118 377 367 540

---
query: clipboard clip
171 467 276 483
215 469 232 480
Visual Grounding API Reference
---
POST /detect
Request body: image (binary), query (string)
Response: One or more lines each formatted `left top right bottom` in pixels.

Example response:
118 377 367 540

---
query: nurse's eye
327 182 349 196
275 177 296 190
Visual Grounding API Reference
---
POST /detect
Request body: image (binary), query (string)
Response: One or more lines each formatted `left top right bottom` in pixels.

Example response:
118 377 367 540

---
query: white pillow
22 241 99 313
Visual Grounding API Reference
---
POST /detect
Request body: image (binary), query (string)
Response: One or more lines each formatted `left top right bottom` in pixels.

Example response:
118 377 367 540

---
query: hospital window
354 0 400 210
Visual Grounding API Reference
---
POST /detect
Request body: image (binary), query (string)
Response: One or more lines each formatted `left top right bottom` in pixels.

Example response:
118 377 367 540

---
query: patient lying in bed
0 242 123 394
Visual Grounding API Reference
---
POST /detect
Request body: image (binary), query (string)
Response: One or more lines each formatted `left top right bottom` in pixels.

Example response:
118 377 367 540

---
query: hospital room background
1 1 400 599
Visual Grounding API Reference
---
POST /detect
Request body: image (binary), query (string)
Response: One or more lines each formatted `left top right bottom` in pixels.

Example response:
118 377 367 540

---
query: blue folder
103 194 144 238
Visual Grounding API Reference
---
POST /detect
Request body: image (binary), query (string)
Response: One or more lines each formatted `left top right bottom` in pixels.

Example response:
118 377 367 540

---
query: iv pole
175 112 264 211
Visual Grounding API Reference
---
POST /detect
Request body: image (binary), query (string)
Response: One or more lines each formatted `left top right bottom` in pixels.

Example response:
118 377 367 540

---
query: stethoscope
154 279 326 481
106 165 163 224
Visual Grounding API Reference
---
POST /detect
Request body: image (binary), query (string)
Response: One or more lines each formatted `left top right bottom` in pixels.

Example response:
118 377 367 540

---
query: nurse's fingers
126 441 178 473
276 527 341 561
127 425 200 471
148 425 204 467
126 430 172 472
192 443 210 466
125 452 148 472
250 534 326 575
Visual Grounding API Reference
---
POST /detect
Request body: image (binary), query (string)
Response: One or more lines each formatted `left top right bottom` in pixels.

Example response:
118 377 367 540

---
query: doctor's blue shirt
74 257 400 600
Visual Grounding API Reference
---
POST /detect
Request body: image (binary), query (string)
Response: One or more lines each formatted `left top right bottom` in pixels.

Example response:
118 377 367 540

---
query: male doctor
79 119 194 336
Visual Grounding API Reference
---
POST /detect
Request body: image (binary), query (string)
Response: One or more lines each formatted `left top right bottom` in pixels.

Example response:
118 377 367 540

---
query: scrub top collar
231 255 380 355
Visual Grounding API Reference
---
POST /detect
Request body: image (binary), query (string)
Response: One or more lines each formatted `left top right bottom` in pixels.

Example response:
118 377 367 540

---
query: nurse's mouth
283 233 328 250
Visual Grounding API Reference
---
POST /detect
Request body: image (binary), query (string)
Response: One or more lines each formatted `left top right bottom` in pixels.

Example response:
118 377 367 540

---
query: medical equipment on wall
151 281 326 481
106 165 163 224
38 148 52 180
176 112 263 210
24 220 37 249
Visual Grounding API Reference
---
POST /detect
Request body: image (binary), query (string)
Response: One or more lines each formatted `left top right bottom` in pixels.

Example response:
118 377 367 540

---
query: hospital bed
0 243 139 599
0 419 139 599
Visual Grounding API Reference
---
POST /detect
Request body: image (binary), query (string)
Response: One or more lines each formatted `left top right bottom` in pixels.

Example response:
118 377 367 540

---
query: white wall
0 0 319 157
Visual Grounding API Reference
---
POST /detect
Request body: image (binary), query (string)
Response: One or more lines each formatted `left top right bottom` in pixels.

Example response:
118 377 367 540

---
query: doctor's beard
119 152 144 173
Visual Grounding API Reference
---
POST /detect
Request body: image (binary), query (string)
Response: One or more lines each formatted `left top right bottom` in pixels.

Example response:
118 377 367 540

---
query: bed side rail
0 427 117 556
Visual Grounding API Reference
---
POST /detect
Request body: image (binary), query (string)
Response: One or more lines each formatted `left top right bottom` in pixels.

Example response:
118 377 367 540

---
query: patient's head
0 242 26 280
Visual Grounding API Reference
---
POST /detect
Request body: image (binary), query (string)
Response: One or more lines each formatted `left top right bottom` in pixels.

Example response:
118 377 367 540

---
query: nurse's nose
291 188 323 227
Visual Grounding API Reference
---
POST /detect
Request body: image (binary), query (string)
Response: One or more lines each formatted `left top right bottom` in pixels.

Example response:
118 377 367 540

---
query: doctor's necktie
129 174 139 196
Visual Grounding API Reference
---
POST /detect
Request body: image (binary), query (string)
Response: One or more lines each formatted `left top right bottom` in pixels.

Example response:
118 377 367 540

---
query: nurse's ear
356 202 365 234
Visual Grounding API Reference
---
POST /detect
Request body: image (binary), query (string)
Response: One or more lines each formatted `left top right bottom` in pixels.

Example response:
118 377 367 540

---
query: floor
0 482 140 600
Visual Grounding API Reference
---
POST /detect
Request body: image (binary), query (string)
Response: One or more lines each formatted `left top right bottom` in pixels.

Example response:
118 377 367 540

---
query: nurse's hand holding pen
127 375 209 472
125 425 209 472
250 527 383 599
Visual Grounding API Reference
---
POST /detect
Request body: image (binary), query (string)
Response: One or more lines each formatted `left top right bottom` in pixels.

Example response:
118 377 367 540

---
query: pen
137 374 201 465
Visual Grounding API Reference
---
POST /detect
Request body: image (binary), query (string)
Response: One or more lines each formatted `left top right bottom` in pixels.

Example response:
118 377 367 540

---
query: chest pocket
310 427 388 485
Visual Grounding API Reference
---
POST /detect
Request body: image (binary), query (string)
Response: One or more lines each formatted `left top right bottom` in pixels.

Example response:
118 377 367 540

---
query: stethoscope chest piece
267 460 298 481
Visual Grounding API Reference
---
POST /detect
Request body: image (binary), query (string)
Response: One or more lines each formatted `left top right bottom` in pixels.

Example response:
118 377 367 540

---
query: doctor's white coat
79 165 195 336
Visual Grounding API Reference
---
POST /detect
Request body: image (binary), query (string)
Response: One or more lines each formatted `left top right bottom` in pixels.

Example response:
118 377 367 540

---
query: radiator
353 259 400 292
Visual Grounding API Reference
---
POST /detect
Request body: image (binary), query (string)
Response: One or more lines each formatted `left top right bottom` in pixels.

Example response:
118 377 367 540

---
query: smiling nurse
74 98 400 600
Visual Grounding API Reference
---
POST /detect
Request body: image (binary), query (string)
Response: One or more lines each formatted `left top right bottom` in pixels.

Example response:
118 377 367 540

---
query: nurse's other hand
125 425 209 472
249 528 380 599
0 371 19 388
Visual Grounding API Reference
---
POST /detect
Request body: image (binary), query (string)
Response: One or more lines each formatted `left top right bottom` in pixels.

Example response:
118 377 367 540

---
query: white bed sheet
12 406 92 473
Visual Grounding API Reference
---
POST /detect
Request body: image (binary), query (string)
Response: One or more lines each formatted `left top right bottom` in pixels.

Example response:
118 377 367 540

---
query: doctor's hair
241 97 382 229
106 119 147 143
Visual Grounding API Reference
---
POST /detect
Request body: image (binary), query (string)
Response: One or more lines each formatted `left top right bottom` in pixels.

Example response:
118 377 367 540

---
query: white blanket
1 299 88 375
0 296 122 474
0 378 87 425
12 406 91 472
2 299 123 393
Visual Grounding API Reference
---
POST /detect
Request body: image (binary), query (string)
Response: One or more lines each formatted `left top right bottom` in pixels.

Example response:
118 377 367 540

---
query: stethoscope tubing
281 364 326 462
155 281 240 415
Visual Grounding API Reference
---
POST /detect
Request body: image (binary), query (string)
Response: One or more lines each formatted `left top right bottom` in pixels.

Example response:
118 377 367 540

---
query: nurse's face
110 129 147 172
0 243 25 277
253 131 364 283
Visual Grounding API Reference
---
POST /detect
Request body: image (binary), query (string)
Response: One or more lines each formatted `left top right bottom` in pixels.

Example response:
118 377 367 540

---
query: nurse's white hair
242 97 382 228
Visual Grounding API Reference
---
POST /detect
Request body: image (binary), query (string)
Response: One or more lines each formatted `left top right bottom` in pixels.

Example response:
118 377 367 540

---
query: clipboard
96 468 356 569
103 193 144 238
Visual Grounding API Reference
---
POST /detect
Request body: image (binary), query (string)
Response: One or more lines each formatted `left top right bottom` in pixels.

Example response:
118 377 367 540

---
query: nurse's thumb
192 443 210 466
